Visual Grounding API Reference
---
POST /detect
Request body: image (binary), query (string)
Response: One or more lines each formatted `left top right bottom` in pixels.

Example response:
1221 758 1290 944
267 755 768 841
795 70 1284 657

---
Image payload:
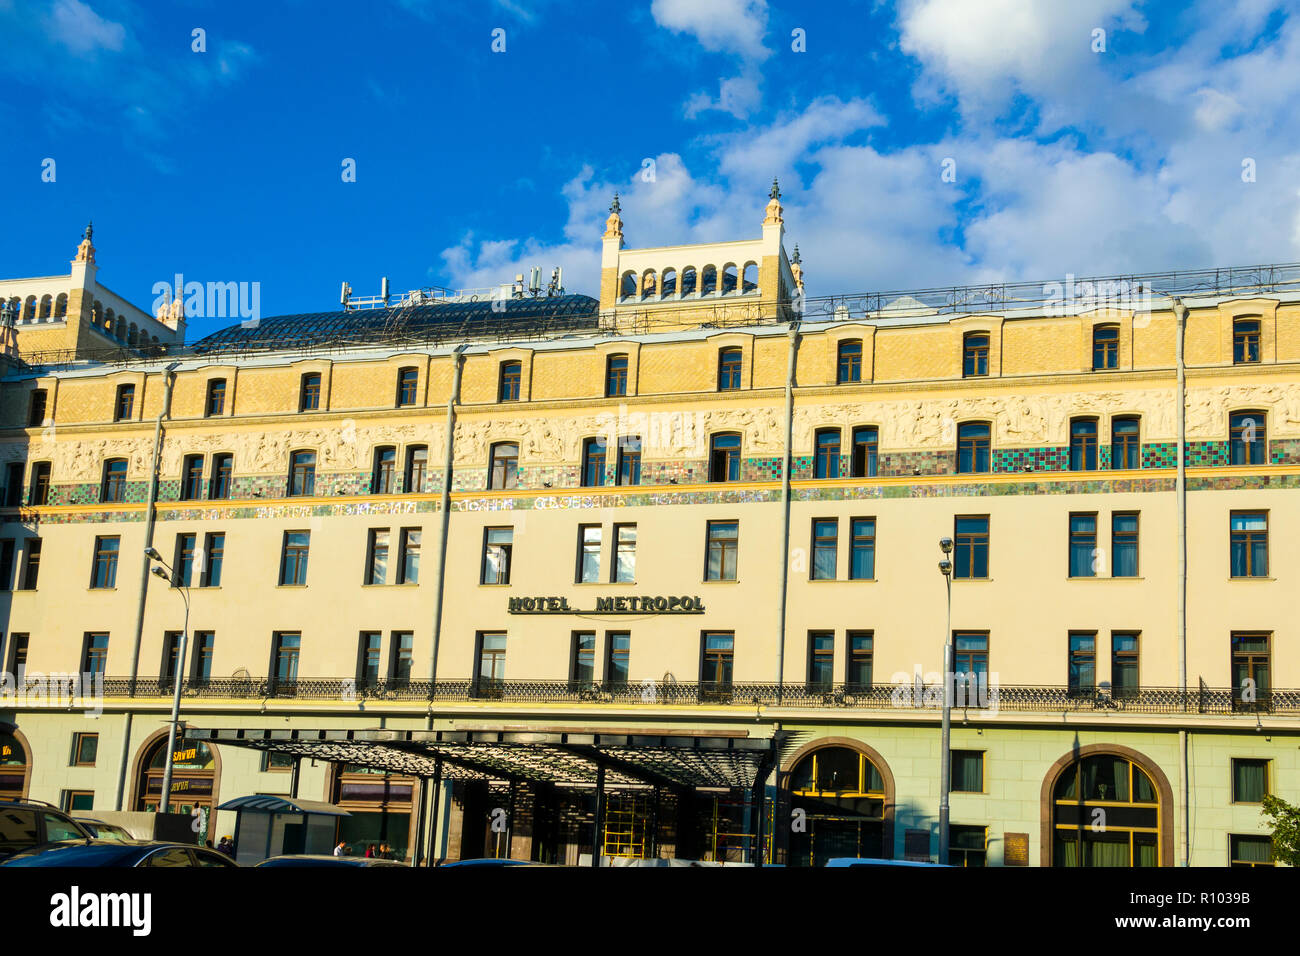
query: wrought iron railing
66 677 1300 715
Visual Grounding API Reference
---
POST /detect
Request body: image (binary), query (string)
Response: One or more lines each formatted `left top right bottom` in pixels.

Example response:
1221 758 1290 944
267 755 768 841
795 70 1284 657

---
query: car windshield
3 842 139 867
89 825 132 842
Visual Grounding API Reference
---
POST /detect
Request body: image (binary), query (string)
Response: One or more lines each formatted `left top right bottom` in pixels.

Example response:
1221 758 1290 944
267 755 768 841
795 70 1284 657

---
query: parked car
824 857 951 867
256 854 407 868
73 819 136 842
439 858 537 868
0 800 96 862
2 839 239 867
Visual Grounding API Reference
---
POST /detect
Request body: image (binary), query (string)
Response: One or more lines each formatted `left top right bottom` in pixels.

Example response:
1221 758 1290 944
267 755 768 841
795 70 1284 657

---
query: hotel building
0 191 1295 866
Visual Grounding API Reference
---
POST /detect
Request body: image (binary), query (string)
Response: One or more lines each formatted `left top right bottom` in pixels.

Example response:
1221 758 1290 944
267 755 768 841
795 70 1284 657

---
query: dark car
73 819 136 842
256 854 407 867
1 839 239 867
0 800 96 862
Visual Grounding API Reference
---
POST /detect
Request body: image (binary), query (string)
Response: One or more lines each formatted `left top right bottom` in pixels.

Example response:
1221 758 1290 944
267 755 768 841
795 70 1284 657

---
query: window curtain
1234 762 1266 803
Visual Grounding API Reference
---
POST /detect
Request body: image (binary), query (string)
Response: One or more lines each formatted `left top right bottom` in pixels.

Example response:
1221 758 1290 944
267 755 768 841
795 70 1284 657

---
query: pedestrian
217 835 234 856
379 842 391 860
365 843 376 858
334 841 347 857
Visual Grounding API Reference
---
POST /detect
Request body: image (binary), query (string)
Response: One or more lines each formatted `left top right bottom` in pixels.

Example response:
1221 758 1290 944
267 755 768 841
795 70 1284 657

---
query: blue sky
1 0 1299 340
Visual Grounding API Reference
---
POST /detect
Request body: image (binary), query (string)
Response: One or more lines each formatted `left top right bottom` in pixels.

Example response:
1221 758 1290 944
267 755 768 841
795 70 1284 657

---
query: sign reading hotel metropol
508 595 705 614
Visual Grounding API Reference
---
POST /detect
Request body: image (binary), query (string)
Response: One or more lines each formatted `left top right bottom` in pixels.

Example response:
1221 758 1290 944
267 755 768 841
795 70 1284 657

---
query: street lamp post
937 536 953 865
145 547 190 814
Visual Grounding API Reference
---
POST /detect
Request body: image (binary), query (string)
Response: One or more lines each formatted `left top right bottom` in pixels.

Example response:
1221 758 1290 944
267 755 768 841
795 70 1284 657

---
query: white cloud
45 0 125 54
684 69 763 120
651 0 770 60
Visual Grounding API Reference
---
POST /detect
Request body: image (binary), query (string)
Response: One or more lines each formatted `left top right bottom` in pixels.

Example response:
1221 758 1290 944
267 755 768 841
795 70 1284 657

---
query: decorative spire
603 191 624 242
74 219 96 264
769 177 781 201
791 244 801 264
790 243 804 292
763 177 784 227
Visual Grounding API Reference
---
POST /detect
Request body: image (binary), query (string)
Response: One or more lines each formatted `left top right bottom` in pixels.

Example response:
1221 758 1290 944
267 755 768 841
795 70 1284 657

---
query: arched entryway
329 764 418 861
780 738 895 867
1041 744 1173 867
133 732 221 815
0 729 31 800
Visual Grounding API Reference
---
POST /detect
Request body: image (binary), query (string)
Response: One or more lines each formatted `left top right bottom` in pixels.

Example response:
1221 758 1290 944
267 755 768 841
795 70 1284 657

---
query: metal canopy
216 794 351 816
189 727 791 791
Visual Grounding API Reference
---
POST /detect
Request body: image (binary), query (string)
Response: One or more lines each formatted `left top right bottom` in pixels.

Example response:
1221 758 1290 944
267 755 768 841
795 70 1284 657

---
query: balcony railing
58 678 1300 716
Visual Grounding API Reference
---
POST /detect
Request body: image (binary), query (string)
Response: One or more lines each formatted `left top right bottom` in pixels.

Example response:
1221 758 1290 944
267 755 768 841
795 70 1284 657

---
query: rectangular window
173 532 196 587
837 340 863 384
1112 417 1140 470
489 443 518 490
846 631 872 690
1233 320 1261 365
1229 411 1266 465
1230 511 1268 577
19 538 41 590
71 732 98 767
191 631 214 682
807 631 834 691
208 453 233 500
709 434 741 482
616 436 641 486
1069 513 1097 578
571 632 596 687
1230 835 1274 867
365 529 390 585
273 632 301 685
612 524 636 583
705 520 738 581
390 631 414 683
162 631 182 682
371 447 397 495
953 633 988 680
205 379 226 417
1092 325 1119 370
28 389 48 427
1111 632 1139 698
811 519 837 580
201 533 224 587
482 527 513 585
949 826 987 867
1068 632 1096 695
359 631 382 687
851 426 878 478
289 451 316 497
300 373 321 411
1231 759 1269 804
606 632 631 686
1069 419 1099 471
62 791 95 813
404 446 428 494
701 632 734 697
397 528 421 584
717 348 742 391
951 751 984 793
953 516 989 579
1112 512 1139 577
181 455 204 501
115 384 135 421
396 368 418 407
582 438 607 487
577 524 602 583
91 536 120 588
956 423 990 474
498 362 522 402
849 517 875 580
963 333 989 377
476 633 507 698
82 633 109 676
279 531 310 586
606 354 628 397
3 462 21 507
6 633 29 677
0 539 13 591
28 462 51 506
1231 632 1271 712
101 459 127 502
814 430 841 479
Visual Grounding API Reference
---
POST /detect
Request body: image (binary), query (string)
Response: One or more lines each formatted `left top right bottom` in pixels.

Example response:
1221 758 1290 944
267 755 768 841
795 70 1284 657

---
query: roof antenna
340 282 352 310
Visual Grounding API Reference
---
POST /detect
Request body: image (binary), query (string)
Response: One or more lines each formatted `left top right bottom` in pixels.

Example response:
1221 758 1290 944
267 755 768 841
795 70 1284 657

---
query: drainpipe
1172 297 1189 866
427 347 466 728
115 362 179 810
775 323 800 702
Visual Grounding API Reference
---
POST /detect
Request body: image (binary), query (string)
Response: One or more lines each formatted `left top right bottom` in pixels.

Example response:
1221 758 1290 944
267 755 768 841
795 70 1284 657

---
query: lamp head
151 566 169 580
144 546 162 561
938 559 952 576
939 537 953 554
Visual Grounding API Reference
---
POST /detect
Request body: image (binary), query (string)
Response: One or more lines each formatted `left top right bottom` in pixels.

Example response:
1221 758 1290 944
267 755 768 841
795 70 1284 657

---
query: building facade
0 193 1295 866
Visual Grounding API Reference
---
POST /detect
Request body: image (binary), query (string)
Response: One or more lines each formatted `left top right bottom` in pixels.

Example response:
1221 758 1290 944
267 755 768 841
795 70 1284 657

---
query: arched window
640 270 657 301
1233 319 1261 364
742 262 758 293
22 296 36 321
1093 324 1119 370
956 422 991 474
721 263 738 294
814 429 841 479
660 268 677 298
837 340 863 384
1229 410 1267 465
0 731 30 801
137 736 217 815
717 347 743 391
371 446 397 494
1069 417 1099 471
680 267 697 296
54 293 67 318
787 746 888 867
396 367 418 407
288 450 316 496
1052 754 1160 867
128 323 138 345
498 361 522 402
38 295 52 319
701 265 718 296
620 271 638 299
104 308 115 330
709 433 741 482
489 442 518 490
963 331 989 377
